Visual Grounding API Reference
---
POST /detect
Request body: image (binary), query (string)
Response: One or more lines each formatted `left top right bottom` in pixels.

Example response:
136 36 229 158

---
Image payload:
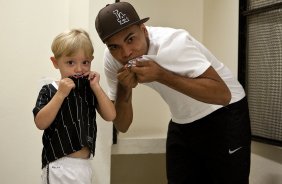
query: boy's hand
57 78 75 98
85 71 100 90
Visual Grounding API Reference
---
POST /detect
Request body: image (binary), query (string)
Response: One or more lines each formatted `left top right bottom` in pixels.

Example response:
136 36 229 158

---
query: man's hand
117 67 138 88
131 60 163 83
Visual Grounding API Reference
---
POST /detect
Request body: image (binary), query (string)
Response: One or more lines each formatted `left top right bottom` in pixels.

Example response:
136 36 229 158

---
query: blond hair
51 29 94 59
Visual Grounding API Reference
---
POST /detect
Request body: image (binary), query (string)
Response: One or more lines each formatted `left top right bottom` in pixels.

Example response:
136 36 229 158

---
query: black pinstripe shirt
33 77 97 168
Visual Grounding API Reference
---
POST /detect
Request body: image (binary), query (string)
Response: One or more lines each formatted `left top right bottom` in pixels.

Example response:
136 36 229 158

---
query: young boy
33 29 116 184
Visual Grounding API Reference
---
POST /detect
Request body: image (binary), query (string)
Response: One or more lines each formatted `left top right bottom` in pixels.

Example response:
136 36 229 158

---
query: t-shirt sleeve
147 29 211 78
103 49 123 101
32 85 52 117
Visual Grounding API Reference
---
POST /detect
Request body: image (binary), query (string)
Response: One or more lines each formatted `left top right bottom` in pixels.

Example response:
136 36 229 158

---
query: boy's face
105 24 149 66
51 49 94 79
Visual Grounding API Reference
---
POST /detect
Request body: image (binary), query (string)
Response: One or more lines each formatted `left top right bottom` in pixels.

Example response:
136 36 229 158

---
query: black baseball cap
95 2 149 42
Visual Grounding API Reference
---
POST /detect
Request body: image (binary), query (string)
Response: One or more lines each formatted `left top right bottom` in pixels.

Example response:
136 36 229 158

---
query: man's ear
50 57 59 69
140 24 148 37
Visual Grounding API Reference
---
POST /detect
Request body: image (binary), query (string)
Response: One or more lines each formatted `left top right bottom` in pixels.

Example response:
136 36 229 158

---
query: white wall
90 1 114 184
0 0 281 184
203 0 239 76
0 1 67 183
0 1 113 184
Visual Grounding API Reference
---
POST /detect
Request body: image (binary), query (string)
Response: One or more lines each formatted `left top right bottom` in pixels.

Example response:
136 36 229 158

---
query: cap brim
103 17 150 42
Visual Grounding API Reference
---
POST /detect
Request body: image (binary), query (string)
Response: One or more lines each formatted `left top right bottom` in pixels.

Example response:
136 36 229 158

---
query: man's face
105 24 149 66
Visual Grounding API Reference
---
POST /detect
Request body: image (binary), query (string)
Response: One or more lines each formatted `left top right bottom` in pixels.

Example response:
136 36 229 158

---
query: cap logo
113 9 129 25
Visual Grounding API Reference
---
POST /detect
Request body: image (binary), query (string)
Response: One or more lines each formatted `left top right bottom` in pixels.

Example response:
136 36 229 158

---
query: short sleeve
103 49 123 101
32 84 56 117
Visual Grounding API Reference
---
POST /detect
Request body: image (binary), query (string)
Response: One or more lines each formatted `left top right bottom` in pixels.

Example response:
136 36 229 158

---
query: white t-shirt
103 26 245 124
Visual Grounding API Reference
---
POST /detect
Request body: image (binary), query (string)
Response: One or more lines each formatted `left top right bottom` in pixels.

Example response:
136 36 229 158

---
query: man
95 2 251 184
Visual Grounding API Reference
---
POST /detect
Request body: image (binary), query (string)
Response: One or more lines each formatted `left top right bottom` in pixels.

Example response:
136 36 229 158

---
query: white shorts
41 157 93 184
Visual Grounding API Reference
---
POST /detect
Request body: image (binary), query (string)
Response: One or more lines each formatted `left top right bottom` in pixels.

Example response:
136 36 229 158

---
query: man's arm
113 83 133 132
112 67 137 133
132 60 231 106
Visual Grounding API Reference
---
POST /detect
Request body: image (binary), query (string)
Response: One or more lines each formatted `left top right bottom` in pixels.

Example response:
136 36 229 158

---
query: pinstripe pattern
33 77 97 169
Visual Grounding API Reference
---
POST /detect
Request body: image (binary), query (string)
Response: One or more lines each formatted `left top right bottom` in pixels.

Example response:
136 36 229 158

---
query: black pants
166 97 251 184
